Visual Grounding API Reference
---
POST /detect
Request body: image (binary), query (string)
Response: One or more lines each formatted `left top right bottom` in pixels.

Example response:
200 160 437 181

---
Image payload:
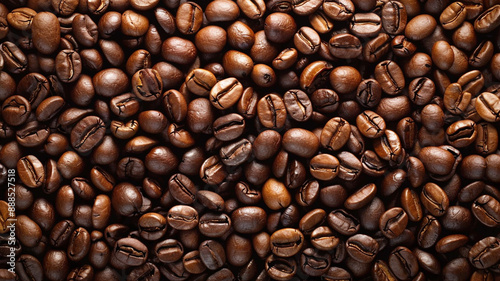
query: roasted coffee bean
388 247 419 280
270 228 304 257
257 93 287 129
213 113 245 141
420 182 449 217
71 116 106 154
300 60 333 93
379 207 408 239
32 12 60 55
210 77 243 110
474 4 500 33
132 68 162 101
67 227 91 262
476 92 500 122
361 150 386 177
43 250 70 281
405 14 437 41
49 220 75 248
17 155 45 188
363 33 391 63
300 247 331 276
167 205 199 230
329 33 362 59
375 60 405 95
199 240 226 270
470 40 494 68
346 234 378 264
350 12 381 37
382 1 407 35
114 237 148 267
168 173 197 205
446 119 477 147
327 209 359 236
468 236 500 269
138 212 167 241
356 110 386 139
323 0 355 21
16 254 43 281
265 255 296 280
440 2 467 30
472 195 500 227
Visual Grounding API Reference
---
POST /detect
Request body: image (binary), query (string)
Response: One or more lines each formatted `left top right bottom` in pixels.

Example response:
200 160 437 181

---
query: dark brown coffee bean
405 14 437 40
300 60 333 93
176 2 203 34
219 138 252 167
17 155 44 188
132 68 162 101
379 207 408 239
400 188 423 222
346 234 379 263
374 60 405 95
114 237 148 267
420 182 449 217
17 215 42 247
161 36 197 65
446 119 477 147
2 95 31 126
476 92 500 122
294 26 320 55
169 173 197 205
232 206 267 234
213 113 245 141
199 240 225 270
472 195 500 227
323 0 355 21
265 255 297 280
470 40 494 68
327 209 360 236
356 110 386 138
474 4 500 33
67 227 90 262
283 89 313 121
70 116 106 154
382 1 407 35
210 77 244 110
257 93 287 129
167 205 199 230
270 228 304 257
363 33 391 63
300 247 331 276
435 234 469 254
350 12 381 37
320 117 351 151
468 236 500 269
388 247 419 280
440 2 467 30
43 250 70 281
418 146 456 176
32 12 60 55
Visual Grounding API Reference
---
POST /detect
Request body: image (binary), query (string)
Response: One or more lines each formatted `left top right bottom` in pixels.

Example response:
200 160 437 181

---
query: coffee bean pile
0 0 500 280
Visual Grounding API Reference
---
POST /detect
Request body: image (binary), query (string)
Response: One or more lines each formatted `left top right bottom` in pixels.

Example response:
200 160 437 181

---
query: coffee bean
388 247 419 280
420 182 449 217
257 93 287 129
468 236 500 269
113 237 148 266
70 116 106 154
379 207 408 239
346 234 379 263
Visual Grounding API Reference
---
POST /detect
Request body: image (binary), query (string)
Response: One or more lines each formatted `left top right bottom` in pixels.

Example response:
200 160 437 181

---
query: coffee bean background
1 0 500 280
